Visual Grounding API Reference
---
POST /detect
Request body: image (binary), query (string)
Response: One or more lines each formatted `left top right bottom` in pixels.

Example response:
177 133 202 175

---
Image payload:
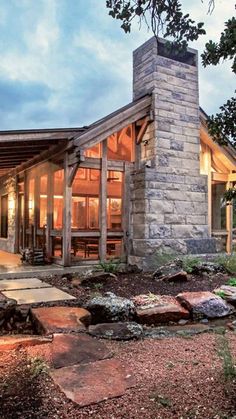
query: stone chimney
130 37 215 268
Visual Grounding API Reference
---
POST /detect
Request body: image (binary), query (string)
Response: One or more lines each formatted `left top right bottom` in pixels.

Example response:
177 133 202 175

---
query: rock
50 358 135 407
190 261 227 275
178 319 189 325
0 292 17 324
31 306 91 335
85 292 136 324
153 262 187 282
81 272 117 285
177 291 234 319
214 285 236 305
52 334 112 369
71 278 82 288
133 295 189 325
0 335 52 351
88 322 143 340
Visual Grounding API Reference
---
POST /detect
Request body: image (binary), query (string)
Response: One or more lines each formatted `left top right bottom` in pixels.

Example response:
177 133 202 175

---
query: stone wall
129 37 215 268
0 174 17 253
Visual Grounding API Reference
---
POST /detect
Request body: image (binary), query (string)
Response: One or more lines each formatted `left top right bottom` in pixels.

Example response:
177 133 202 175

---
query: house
0 37 235 269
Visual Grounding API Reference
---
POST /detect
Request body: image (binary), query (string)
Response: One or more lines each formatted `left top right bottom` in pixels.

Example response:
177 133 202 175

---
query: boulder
0 292 17 324
214 285 236 305
153 262 187 282
133 295 189 325
81 272 117 286
88 322 143 340
85 292 136 324
177 291 233 319
189 261 227 275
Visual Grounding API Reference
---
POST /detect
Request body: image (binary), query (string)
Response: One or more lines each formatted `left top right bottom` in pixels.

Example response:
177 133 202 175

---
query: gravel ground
0 332 236 419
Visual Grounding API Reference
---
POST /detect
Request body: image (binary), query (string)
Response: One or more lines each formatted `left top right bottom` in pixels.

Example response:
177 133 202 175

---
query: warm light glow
9 198 15 211
28 199 33 210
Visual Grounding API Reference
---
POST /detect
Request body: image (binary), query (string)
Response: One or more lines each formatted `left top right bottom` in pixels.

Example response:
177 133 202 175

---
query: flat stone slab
0 334 52 351
2 287 75 305
0 278 51 291
177 291 233 319
52 333 112 368
31 306 91 334
51 358 135 407
134 295 189 325
214 285 236 305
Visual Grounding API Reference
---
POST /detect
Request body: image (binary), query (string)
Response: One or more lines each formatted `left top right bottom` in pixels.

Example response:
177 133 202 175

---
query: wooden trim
14 174 19 253
99 139 107 261
122 162 131 259
228 173 236 182
46 164 53 259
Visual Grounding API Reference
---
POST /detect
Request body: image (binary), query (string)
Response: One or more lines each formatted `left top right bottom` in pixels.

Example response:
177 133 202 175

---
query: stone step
51 358 135 407
52 333 112 369
0 334 52 350
31 306 91 335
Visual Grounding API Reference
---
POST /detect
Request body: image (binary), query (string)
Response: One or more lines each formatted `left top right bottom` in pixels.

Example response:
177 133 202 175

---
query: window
28 178 35 224
53 170 64 229
107 125 134 161
1 195 8 238
107 171 123 230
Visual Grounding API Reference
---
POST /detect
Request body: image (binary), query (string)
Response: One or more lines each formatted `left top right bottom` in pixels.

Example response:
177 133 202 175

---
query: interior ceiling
0 128 85 178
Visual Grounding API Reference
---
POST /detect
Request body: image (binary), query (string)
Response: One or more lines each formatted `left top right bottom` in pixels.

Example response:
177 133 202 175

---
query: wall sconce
28 199 33 210
9 198 15 211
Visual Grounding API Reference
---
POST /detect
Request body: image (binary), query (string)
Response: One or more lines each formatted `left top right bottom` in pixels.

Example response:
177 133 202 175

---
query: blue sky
0 0 234 130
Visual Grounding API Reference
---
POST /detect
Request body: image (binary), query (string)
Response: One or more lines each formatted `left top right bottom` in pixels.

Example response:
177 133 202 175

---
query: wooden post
46 164 53 260
122 162 131 261
62 153 72 266
23 171 28 248
226 179 233 254
205 146 212 235
34 172 40 248
99 140 107 261
14 173 19 253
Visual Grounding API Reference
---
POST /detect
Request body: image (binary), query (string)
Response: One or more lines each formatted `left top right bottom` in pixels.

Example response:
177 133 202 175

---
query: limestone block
186 215 206 225
149 224 172 239
165 214 186 224
149 199 174 214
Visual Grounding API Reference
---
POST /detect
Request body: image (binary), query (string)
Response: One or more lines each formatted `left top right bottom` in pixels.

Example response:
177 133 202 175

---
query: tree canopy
106 1 236 147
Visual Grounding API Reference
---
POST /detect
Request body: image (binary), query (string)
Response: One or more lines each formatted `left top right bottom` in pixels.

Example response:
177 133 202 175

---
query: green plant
215 290 226 299
214 253 236 274
217 335 236 382
29 357 48 378
227 278 236 287
181 256 201 274
148 250 177 270
149 392 172 408
93 282 103 290
99 259 120 273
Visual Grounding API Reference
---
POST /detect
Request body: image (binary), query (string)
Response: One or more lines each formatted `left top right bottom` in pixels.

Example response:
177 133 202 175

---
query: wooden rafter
135 116 150 144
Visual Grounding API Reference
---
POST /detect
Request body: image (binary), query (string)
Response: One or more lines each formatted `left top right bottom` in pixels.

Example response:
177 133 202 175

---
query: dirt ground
44 271 232 304
0 332 236 419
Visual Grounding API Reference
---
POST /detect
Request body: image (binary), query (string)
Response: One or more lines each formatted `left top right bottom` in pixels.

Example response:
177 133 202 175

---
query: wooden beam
99 140 107 261
228 173 236 182
212 173 228 182
46 164 53 260
62 153 72 266
136 116 150 144
122 162 132 260
73 96 152 150
201 127 236 171
67 150 85 187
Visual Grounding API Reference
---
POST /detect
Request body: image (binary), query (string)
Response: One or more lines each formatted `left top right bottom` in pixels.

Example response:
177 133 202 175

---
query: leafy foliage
227 277 236 286
106 0 235 149
181 255 201 274
214 253 236 274
217 335 236 382
106 0 205 49
99 259 120 273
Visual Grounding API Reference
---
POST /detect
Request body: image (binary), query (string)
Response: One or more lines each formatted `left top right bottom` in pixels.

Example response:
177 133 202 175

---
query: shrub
214 253 236 274
99 259 120 273
181 255 201 274
227 277 236 286
217 335 236 382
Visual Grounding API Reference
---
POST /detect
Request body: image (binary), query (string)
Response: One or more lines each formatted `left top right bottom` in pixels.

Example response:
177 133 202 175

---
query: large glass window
72 168 100 230
40 175 47 228
84 144 101 158
107 125 133 161
53 170 64 229
71 237 99 260
0 195 8 238
212 183 226 230
107 171 123 231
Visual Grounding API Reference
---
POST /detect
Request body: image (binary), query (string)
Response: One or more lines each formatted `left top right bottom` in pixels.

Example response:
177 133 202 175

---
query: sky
0 0 234 130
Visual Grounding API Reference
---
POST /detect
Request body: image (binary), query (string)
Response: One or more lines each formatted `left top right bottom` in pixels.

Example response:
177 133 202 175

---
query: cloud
0 0 234 129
